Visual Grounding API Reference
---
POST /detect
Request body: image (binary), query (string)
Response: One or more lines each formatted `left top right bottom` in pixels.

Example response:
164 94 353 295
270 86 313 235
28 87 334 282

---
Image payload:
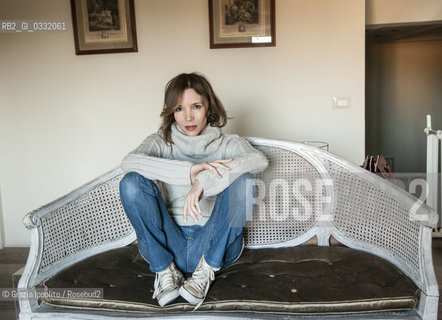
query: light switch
333 97 351 109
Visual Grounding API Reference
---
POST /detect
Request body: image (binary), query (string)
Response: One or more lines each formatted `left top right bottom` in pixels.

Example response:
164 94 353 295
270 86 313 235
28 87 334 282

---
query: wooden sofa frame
18 137 439 319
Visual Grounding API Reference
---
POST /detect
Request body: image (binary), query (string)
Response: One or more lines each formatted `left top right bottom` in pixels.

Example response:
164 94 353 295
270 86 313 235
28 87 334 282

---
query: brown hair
159 72 228 144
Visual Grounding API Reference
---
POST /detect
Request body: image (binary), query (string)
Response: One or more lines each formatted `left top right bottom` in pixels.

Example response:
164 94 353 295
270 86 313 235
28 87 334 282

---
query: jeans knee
120 172 140 202
119 172 156 202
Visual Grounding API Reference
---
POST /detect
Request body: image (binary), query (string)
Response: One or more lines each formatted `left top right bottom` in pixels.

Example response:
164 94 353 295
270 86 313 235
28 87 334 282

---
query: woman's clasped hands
183 158 232 223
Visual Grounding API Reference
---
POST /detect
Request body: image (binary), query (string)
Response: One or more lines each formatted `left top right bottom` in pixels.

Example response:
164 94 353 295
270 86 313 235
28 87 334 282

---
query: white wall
366 0 442 25
0 0 365 246
0 184 4 249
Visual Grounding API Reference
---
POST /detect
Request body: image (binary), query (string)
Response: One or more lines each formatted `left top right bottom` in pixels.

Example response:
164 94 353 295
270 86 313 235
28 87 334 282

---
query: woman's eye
175 106 183 112
193 104 202 109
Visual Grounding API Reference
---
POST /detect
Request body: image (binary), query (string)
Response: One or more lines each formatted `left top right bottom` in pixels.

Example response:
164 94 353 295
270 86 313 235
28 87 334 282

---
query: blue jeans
119 172 256 274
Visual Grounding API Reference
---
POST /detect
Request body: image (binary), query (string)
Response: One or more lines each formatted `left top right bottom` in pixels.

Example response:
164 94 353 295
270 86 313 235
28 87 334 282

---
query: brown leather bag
362 155 394 180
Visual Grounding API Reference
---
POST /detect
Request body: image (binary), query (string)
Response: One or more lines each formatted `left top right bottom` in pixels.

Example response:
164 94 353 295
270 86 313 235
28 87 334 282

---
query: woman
119 72 268 308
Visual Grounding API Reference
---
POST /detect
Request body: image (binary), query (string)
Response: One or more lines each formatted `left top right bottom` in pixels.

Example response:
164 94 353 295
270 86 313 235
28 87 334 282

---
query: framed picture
209 0 275 49
71 0 137 55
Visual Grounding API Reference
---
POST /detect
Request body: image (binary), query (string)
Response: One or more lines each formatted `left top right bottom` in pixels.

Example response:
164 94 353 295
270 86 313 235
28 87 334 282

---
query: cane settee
18 137 439 320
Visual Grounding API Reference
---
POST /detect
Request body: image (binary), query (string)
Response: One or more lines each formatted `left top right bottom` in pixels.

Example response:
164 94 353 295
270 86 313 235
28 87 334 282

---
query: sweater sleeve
196 136 268 197
121 133 193 185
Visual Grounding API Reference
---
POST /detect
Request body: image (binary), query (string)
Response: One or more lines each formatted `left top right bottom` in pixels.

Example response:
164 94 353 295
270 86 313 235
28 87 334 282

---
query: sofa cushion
43 245 419 315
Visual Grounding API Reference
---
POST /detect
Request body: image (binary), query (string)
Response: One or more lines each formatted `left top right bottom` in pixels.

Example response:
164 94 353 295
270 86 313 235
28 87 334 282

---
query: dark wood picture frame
71 0 138 55
209 0 275 49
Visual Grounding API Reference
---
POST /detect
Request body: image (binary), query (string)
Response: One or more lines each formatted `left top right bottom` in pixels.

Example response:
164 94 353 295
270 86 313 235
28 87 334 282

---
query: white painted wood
425 115 438 213
19 309 422 320
19 311 423 320
425 114 442 235
17 137 439 320
417 291 439 320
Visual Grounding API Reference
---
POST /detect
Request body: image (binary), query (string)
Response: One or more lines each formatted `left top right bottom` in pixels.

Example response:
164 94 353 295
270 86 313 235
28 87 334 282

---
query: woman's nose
185 110 193 121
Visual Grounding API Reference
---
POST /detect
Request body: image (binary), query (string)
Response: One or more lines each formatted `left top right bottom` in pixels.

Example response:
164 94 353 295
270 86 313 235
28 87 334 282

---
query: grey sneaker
179 256 219 309
152 262 183 307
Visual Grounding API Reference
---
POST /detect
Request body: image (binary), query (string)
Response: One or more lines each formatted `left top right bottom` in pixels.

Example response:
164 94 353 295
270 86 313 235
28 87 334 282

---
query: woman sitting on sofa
119 72 268 308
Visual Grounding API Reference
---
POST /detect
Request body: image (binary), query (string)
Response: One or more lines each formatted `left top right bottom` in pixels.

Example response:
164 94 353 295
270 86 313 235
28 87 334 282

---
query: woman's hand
184 158 232 223
183 180 204 223
190 159 233 184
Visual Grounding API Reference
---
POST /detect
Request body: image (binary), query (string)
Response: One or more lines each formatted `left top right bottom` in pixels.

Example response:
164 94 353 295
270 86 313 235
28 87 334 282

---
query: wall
366 0 442 25
0 0 365 246
0 184 4 249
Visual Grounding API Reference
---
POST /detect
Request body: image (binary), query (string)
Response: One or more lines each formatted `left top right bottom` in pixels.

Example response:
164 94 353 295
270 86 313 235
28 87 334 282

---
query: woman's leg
190 173 256 270
119 172 186 273
179 173 256 307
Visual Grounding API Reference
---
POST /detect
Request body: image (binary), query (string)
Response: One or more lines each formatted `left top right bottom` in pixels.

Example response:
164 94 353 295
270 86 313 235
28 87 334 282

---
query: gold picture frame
209 0 275 49
71 0 137 55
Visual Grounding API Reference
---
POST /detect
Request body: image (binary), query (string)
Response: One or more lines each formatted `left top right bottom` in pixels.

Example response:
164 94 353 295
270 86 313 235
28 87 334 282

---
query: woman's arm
195 136 268 197
121 133 194 185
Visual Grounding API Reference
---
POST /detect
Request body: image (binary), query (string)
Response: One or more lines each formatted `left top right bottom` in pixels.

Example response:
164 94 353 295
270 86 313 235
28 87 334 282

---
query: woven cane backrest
244 144 327 246
38 173 132 273
32 140 423 281
318 158 421 276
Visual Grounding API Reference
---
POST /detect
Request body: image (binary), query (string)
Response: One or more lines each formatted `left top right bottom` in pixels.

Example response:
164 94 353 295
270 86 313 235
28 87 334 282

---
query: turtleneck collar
170 123 223 158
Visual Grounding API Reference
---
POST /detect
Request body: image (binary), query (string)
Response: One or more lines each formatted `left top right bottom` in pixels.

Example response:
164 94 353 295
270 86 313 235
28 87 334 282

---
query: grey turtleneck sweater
121 123 268 226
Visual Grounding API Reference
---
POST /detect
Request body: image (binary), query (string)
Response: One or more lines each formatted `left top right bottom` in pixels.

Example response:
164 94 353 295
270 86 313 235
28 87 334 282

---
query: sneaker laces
152 264 176 300
190 259 216 311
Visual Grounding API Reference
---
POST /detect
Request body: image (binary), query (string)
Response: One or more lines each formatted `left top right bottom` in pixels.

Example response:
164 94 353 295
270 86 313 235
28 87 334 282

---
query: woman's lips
185 126 197 131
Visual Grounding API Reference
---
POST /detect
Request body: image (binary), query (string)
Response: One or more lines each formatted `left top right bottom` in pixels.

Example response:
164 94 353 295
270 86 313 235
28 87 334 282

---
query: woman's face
173 88 208 136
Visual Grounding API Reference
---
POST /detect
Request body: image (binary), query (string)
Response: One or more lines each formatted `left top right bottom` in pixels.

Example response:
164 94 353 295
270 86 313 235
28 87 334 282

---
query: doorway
365 23 442 173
